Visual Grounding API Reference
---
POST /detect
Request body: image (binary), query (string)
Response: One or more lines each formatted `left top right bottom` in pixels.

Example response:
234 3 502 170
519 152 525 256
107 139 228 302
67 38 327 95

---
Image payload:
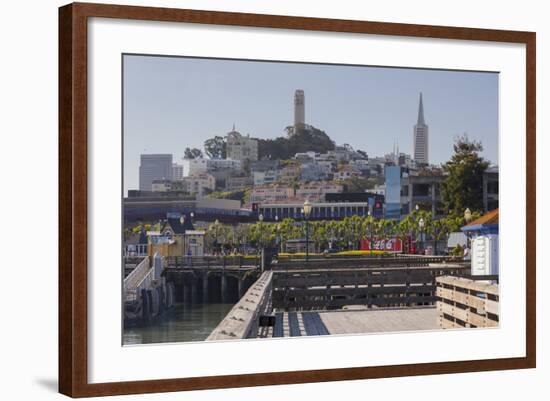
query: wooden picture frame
59 2 536 397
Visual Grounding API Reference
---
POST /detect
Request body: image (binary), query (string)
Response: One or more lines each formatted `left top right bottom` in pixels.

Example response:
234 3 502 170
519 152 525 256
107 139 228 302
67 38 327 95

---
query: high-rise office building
384 165 402 221
294 89 305 128
139 154 173 191
413 93 429 165
172 163 184 181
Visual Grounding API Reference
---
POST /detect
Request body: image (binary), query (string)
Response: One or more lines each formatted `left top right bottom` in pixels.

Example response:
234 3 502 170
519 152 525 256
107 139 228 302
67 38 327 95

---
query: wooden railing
165 255 260 270
207 272 273 340
273 255 463 271
436 276 499 329
272 265 469 310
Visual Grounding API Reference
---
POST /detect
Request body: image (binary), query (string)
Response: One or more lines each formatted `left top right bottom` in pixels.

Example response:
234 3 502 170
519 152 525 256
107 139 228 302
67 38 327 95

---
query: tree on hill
440 135 489 215
204 136 226 159
256 124 335 160
206 188 251 205
183 147 203 159
340 176 381 192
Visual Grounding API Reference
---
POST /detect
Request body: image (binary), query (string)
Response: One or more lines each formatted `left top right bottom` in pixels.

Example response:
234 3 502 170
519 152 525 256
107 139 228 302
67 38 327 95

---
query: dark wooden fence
273 255 462 271
272 264 469 310
165 255 260 270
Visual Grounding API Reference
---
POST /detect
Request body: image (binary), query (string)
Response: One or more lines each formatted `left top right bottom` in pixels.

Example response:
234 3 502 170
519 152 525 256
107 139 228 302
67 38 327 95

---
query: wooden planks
319 308 439 334
207 272 273 340
436 276 499 329
272 265 465 310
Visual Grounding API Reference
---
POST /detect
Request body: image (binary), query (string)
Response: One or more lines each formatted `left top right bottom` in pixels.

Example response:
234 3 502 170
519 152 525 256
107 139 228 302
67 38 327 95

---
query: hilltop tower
413 93 429 165
294 89 305 129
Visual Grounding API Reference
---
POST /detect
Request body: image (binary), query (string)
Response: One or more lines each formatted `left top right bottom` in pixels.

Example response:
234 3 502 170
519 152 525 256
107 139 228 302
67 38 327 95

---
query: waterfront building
413 93 429 165
325 192 384 218
139 154 173 191
124 193 249 223
148 213 205 257
257 200 375 221
226 126 258 163
294 89 305 128
182 173 216 196
462 208 499 276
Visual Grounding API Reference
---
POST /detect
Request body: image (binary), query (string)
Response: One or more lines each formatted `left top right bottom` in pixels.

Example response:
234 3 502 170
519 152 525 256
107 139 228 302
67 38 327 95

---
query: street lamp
258 213 264 249
418 217 425 255
258 213 264 270
274 215 280 253
368 210 373 256
464 208 472 255
303 200 312 262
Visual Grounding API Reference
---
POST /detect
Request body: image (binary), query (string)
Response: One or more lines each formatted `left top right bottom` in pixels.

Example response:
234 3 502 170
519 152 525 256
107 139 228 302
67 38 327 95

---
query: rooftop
466 208 499 227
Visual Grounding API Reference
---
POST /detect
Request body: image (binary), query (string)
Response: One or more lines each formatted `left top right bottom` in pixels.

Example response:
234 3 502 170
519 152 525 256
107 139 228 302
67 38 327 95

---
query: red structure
360 236 417 254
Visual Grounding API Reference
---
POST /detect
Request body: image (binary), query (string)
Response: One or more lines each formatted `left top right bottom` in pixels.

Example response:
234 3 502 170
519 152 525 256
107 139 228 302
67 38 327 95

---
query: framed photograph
59 2 536 397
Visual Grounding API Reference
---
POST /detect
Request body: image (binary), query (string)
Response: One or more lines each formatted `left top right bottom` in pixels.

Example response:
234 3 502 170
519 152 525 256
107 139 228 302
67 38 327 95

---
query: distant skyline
123 54 499 193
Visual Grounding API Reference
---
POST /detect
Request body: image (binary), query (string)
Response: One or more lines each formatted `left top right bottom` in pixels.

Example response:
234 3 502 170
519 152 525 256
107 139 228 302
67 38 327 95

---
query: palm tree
427 218 451 255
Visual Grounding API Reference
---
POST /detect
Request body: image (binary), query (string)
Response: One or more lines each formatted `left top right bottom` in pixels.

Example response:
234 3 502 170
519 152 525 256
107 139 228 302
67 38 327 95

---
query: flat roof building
139 154 173 191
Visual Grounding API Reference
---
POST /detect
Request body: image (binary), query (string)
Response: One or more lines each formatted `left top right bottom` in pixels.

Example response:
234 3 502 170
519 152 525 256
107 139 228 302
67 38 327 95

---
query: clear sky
123 54 498 193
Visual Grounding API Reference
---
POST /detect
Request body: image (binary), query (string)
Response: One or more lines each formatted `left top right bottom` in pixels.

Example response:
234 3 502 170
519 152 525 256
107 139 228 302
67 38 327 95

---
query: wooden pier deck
318 307 439 334
256 307 438 338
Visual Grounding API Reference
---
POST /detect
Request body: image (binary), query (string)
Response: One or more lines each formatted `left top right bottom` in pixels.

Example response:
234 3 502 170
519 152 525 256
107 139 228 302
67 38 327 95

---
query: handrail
207 272 273 340
124 256 151 301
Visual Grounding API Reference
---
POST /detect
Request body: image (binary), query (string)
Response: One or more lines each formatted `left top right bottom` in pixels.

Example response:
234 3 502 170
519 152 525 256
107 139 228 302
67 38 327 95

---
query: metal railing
124 244 148 257
124 256 151 302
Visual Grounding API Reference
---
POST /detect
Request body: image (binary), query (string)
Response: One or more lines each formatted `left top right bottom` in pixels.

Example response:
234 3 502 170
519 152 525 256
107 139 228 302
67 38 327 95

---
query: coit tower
294 89 305 128
413 92 429 165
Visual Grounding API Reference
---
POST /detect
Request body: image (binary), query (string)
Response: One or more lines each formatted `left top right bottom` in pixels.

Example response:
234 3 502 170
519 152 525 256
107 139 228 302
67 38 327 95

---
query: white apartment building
182 173 216 196
253 170 281 186
226 128 258 163
295 182 344 202
188 158 241 175
250 185 294 203
172 163 184 180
